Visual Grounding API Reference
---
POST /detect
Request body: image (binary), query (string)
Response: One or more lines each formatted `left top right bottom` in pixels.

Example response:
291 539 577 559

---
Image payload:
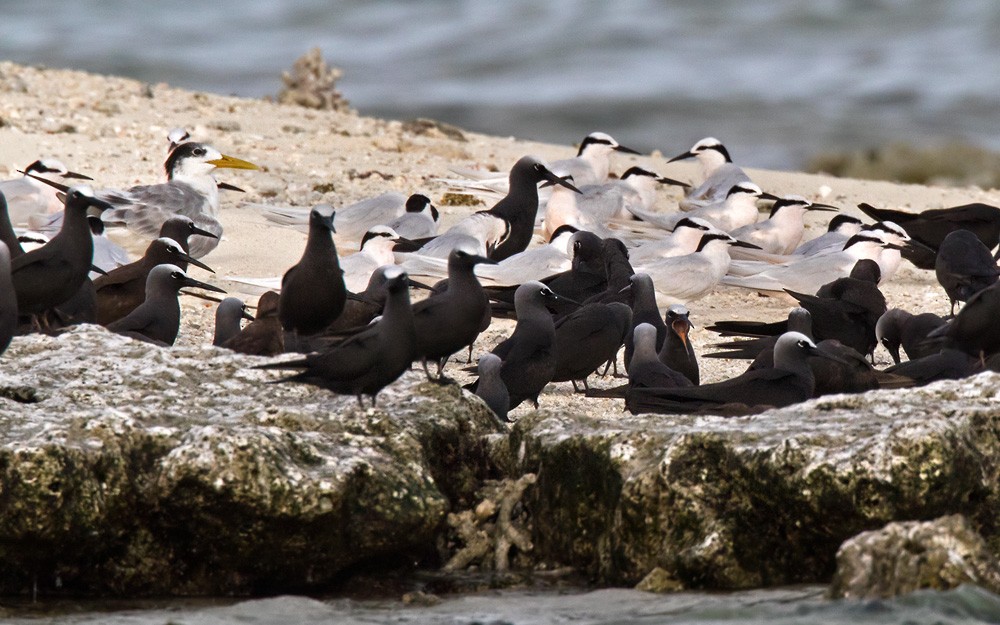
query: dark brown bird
94 237 214 325
278 205 347 336
221 291 284 356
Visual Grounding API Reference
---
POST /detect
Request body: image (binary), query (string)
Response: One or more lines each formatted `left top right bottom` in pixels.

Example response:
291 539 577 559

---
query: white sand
1 61 997 414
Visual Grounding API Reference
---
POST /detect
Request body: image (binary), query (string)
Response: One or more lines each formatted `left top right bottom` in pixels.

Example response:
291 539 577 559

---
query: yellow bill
207 154 259 170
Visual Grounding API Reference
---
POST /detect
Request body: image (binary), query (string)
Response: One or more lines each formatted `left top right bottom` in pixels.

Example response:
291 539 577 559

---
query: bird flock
2 129 999 420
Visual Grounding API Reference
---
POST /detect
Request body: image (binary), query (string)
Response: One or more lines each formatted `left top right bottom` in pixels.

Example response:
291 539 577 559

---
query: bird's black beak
730 239 763 249
472 254 498 266
541 169 582 194
87 196 113 212
614 144 642 155
657 176 691 189
807 203 839 212
905 239 936 253
216 181 246 193
20 170 70 193
90 264 108 276
62 170 94 181
883 242 906 251
666 150 695 163
177 251 215 273
809 345 852 366
181 276 227 294
408 278 434 291
191 224 219 239
758 192 783 202
241 308 256 321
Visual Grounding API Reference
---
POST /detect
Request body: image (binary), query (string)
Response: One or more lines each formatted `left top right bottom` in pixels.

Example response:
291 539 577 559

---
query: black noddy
857 201 1000 269
258 267 416 407
278 204 347 336
707 307 814 369
622 272 666 372
0 242 17 354
412 244 495 380
11 185 111 324
475 353 510 423
552 301 632 391
885 348 981 386
629 322 694 390
223 291 284 356
213 297 254 346
926 281 1000 361
626 332 836 415
158 215 219 265
934 229 1000 316
478 281 564 411
94 236 214 325
875 308 947 365
489 156 581 261
0 192 24 259
658 304 699 385
107 264 226 345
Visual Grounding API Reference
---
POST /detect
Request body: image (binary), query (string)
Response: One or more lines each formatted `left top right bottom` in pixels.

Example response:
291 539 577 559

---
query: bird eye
798 340 809 348
533 163 544 171
193 147 206 157
171 272 183 279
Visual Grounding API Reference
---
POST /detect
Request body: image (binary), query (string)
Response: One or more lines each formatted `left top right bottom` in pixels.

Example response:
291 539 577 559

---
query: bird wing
102 182 216 239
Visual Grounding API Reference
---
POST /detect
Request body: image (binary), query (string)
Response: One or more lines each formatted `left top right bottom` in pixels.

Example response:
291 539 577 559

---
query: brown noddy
213 297 254 346
223 291 284 356
278 204 347 336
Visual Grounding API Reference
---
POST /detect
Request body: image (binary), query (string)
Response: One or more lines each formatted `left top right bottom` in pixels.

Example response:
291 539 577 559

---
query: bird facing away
488 281 564 411
0 242 17 354
934 229 999 315
213 297 254 346
259 267 416 407
94 237 214 325
11 185 111 321
100 141 258 257
411 243 495 379
629 322 694 390
552 301 633 391
278 205 347 336
474 353 510 422
222 291 284 356
106 264 226 346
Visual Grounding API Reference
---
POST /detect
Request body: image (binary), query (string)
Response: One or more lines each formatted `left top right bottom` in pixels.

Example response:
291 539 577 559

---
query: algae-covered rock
0 326 502 595
829 514 1000 599
492 376 1000 589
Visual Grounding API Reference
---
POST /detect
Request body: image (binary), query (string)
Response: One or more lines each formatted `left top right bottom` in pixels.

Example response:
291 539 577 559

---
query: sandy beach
1 60 997 408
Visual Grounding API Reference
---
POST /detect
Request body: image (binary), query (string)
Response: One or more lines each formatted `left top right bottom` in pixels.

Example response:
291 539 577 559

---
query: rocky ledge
0 325 998 597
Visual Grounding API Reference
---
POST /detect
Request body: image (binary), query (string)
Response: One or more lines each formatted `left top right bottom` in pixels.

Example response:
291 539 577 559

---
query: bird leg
421 358 434 380
571 380 580 393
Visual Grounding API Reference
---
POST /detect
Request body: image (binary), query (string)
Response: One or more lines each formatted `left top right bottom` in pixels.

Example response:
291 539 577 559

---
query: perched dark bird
582 237 634 305
107 264 225 345
0 192 24 258
11 185 111 324
875 308 947 365
278 205 347 336
706 307 814 365
94 237 214 325
934 229 999 315
222 291 284 356
623 272 666 371
658 304 699 385
158 216 219 263
474 353 510 422
885 348 981 386
627 332 835 415
629 322 693 390
413 156 580 261
213 297 254 346
485 281 563 411
0 242 17 354
412 244 494 379
258 267 416 407
808 339 882 397
857 201 1000 269
552 301 632 391
926 282 1000 360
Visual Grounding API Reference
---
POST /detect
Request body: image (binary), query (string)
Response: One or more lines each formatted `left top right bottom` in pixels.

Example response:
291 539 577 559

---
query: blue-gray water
3 1 1000 169
6 586 1000 624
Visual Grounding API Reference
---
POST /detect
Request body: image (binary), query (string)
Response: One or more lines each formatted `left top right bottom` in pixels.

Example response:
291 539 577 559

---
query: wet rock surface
829 514 1000 599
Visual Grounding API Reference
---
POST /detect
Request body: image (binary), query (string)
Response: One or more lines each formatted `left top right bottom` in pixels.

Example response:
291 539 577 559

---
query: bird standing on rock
11 185 111 327
259 267 416 407
278 205 347 337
